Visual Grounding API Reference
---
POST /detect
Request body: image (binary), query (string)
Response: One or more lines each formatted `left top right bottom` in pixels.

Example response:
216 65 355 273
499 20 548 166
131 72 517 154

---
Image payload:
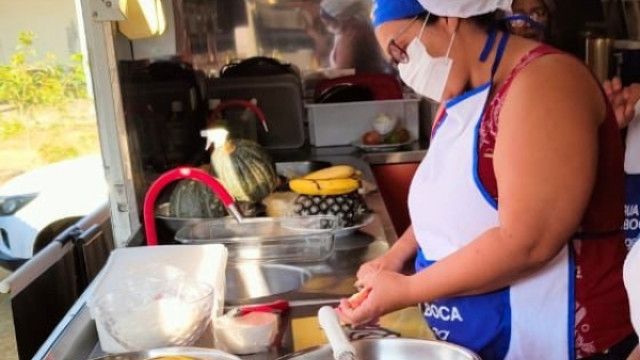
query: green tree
0 31 88 117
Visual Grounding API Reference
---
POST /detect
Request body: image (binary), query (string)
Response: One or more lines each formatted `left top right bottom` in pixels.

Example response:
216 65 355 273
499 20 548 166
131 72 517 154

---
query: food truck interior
2 0 640 359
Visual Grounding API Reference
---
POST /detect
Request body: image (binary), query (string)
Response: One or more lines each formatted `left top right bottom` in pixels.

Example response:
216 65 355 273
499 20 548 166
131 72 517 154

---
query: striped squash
169 179 226 218
211 139 278 203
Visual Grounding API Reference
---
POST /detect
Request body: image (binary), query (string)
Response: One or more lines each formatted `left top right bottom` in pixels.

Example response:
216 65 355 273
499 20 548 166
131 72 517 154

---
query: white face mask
398 17 456 103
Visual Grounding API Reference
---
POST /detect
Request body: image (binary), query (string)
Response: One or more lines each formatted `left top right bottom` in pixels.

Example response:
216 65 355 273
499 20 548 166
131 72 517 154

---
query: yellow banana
289 178 360 195
303 165 357 180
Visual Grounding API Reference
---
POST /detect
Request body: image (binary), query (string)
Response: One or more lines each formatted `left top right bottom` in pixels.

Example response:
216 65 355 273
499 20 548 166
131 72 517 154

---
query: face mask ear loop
445 31 456 58
417 12 430 39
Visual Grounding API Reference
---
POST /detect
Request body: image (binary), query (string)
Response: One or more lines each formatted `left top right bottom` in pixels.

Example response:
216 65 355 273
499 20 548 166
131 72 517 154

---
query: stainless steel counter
34 150 432 360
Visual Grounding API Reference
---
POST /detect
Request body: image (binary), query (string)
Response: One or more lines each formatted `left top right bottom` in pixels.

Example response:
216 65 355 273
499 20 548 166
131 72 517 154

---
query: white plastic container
306 96 421 147
214 312 279 355
87 244 228 354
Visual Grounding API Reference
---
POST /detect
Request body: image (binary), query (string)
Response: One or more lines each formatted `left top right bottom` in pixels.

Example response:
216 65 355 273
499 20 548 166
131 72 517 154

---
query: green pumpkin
169 179 226 218
211 139 278 203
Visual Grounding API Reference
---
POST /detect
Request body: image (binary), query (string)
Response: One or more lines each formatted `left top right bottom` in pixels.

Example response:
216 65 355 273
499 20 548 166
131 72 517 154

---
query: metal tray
91 346 241 360
174 215 339 262
155 202 213 232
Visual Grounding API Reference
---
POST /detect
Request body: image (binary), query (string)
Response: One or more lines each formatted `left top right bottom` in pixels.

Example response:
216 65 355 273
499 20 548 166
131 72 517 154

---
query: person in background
604 77 640 249
336 0 637 359
506 0 557 43
604 77 640 128
318 0 391 73
506 8 640 355
297 1 334 69
509 2 640 358
606 75 640 360
512 1 640 358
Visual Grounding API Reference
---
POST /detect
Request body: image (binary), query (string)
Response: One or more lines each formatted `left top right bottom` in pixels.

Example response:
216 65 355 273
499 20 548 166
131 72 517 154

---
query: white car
0 155 108 268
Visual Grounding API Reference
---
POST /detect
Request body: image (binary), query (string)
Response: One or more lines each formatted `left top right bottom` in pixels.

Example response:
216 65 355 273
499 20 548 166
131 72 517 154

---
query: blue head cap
372 0 426 27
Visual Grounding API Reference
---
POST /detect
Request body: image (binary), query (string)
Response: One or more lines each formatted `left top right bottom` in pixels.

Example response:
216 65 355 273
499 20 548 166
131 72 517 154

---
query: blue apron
625 174 640 250
408 31 574 360
624 106 640 250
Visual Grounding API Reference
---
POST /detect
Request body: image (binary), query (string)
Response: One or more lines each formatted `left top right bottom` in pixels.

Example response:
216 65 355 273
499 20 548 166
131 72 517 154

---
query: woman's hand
603 77 640 128
356 251 404 284
337 270 414 326
355 226 418 287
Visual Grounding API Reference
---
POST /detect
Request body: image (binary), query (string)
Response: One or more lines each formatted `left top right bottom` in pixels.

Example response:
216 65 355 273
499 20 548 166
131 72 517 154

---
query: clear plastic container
174 215 339 262
91 277 214 352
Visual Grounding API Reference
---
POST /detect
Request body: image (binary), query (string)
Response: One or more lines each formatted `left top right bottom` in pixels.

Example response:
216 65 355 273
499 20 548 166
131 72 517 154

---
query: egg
372 114 398 135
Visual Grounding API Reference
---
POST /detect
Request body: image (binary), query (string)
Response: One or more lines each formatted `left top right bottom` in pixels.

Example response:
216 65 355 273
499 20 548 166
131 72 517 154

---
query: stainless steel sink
275 161 331 179
225 263 311 303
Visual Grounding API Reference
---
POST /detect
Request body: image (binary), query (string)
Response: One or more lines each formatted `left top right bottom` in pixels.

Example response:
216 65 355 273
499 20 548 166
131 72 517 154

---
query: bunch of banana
289 165 361 195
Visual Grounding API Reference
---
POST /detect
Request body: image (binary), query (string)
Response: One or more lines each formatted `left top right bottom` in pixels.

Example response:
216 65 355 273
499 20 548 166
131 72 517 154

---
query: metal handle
318 306 356 360
143 167 241 246
210 99 269 132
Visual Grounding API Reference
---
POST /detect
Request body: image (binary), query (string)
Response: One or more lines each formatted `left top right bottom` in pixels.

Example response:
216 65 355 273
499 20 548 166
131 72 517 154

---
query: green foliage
67 53 88 99
0 31 88 115
0 116 26 140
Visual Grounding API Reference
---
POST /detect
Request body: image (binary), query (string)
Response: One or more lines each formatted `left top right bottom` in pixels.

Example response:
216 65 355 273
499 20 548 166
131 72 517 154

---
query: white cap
417 0 512 18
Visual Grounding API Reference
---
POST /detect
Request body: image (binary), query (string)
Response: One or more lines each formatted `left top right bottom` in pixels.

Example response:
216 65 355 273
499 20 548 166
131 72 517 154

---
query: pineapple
292 191 368 227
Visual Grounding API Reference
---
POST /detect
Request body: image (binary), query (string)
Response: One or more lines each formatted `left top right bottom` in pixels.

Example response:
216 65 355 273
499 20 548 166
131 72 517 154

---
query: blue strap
478 30 510 79
491 32 510 79
479 30 497 63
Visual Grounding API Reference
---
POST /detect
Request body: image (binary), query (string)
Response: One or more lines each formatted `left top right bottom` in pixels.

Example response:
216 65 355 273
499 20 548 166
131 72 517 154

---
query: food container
214 311 280 355
91 278 214 352
279 338 482 360
306 96 421 147
174 215 339 262
88 245 228 354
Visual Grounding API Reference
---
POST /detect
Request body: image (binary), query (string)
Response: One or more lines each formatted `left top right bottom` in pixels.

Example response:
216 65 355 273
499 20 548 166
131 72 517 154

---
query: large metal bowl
278 338 482 360
91 346 241 359
155 202 216 233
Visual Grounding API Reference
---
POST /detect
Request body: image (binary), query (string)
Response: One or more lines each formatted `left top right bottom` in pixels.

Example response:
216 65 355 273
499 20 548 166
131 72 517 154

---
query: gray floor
0 268 18 360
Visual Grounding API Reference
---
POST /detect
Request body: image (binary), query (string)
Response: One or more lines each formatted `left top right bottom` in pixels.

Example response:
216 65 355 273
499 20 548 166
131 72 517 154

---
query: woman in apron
336 0 637 359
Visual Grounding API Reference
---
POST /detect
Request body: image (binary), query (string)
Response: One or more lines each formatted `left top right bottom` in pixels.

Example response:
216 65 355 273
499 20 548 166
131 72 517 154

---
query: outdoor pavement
0 268 18 360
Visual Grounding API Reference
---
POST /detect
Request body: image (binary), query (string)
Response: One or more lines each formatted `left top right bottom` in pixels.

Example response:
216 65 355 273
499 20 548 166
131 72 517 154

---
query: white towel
624 100 640 174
